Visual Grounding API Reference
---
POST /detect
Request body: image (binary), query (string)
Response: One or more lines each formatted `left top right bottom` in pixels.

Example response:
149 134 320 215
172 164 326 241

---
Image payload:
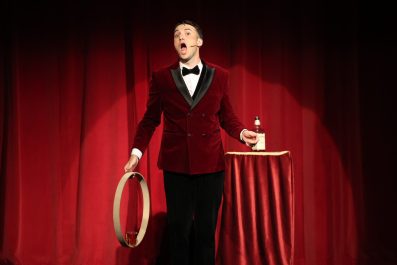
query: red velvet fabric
1 1 395 265
132 61 245 175
218 152 294 265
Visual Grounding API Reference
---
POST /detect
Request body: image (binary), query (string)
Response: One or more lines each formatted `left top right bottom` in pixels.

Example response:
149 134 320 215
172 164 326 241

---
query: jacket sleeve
132 72 163 154
218 71 246 142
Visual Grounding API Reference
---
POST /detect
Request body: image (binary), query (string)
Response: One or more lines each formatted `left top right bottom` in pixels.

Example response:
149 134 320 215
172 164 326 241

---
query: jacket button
201 133 207 137
187 133 192 137
187 112 191 117
201 113 206 117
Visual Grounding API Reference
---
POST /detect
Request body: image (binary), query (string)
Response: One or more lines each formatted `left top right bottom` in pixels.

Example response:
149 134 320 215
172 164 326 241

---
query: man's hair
175 20 203 39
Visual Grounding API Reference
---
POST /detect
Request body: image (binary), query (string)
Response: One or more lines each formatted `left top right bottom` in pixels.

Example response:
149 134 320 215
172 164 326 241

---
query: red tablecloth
218 151 294 265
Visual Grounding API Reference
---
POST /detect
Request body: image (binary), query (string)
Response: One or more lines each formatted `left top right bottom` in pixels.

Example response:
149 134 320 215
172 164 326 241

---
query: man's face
174 24 202 63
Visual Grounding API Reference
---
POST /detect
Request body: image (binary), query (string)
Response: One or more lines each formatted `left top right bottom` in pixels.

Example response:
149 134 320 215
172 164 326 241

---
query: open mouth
180 43 187 52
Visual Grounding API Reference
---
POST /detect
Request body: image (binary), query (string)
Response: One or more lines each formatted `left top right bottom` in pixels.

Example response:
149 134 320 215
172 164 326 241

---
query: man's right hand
124 155 139 172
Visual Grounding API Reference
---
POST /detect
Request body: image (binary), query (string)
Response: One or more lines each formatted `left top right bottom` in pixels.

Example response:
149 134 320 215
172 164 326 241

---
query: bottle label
252 133 266 151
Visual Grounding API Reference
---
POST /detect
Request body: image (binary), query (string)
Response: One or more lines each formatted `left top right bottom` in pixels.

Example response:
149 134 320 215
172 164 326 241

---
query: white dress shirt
180 61 203 96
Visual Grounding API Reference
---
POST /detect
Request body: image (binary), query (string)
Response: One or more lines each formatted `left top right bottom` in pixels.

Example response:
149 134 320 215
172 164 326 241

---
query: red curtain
1 1 395 265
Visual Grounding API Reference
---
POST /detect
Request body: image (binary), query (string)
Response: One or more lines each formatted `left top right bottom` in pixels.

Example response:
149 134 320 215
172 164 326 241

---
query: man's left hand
242 130 258 146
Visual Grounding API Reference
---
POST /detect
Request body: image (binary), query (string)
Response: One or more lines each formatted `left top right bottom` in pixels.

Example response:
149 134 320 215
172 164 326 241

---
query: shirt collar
179 60 203 72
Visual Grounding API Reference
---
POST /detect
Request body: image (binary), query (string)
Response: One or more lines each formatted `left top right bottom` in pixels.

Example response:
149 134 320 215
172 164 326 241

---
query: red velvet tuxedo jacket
132 61 245 175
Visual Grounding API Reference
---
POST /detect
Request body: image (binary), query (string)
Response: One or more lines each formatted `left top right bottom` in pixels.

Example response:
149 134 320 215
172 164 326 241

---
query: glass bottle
252 116 266 151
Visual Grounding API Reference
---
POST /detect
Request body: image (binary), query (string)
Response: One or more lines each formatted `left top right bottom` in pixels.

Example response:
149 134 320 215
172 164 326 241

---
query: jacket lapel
191 64 215 109
170 67 193 107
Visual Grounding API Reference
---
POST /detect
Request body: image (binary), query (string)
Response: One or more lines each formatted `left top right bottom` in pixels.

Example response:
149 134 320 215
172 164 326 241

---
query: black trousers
163 170 224 265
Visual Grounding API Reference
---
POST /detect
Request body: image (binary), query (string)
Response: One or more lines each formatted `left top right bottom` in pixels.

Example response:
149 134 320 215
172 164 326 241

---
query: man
124 20 258 265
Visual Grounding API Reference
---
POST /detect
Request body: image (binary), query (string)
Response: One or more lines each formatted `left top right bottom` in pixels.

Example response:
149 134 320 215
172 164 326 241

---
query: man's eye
186 32 190 35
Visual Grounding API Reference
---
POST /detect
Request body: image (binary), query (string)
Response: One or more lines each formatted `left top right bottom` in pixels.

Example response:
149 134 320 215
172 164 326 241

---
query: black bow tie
182 65 200 76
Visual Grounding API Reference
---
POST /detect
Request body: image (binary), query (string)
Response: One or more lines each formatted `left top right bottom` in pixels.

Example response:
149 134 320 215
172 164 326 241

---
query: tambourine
113 172 150 247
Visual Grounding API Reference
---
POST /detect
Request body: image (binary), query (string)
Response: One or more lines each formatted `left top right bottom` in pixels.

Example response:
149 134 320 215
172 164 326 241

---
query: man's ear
197 38 203 47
